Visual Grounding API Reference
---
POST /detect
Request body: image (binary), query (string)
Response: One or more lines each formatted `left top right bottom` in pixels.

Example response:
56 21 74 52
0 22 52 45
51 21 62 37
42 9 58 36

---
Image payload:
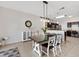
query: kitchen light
56 15 65 18
41 18 49 22
69 16 72 18
41 1 49 22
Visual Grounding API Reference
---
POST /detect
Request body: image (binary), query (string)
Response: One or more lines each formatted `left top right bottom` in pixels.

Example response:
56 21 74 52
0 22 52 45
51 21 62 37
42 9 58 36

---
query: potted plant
41 27 48 40
41 27 47 33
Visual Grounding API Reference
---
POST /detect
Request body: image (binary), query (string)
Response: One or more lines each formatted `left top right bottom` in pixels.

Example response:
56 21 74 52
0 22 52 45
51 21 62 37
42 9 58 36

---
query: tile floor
0 37 79 57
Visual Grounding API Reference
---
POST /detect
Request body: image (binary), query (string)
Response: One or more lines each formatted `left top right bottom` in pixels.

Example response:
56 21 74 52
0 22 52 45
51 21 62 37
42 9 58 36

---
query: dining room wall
0 6 43 44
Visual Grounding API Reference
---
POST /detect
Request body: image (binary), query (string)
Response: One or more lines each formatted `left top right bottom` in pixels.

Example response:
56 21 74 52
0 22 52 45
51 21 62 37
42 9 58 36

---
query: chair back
56 34 62 45
48 35 56 46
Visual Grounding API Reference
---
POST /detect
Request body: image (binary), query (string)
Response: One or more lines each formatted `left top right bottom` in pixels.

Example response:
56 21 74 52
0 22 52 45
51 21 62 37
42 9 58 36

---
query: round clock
25 20 32 28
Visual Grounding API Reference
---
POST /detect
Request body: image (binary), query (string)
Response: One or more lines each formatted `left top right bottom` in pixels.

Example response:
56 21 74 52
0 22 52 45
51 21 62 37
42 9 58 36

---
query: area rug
0 47 20 57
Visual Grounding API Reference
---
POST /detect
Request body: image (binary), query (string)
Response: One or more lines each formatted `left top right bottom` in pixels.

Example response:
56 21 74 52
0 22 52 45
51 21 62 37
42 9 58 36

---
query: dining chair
55 34 62 56
32 30 45 56
41 35 57 56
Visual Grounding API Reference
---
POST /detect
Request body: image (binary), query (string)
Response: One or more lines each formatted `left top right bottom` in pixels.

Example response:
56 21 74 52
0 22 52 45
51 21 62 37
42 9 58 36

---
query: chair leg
55 46 58 56
58 45 62 54
32 41 35 49
47 48 49 57
33 42 42 57
38 45 42 57
56 45 62 56
52 46 58 57
52 47 56 56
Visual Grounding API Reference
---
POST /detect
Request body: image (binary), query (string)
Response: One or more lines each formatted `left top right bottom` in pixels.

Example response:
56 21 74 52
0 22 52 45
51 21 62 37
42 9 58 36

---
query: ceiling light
41 18 49 22
69 16 72 18
56 15 65 18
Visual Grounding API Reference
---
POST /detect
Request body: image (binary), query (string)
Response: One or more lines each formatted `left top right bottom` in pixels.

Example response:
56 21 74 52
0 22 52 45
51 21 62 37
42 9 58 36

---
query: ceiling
0 1 79 19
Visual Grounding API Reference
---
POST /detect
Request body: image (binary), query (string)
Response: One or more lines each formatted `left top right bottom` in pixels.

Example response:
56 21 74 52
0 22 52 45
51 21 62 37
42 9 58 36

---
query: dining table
31 33 57 56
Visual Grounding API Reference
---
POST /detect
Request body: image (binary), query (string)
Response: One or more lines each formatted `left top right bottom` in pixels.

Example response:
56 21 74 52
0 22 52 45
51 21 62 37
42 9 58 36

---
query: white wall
0 1 43 17
1 1 79 19
0 7 43 44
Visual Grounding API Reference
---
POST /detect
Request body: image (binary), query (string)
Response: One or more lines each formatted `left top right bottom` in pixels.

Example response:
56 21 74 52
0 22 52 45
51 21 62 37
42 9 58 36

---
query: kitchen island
46 30 65 42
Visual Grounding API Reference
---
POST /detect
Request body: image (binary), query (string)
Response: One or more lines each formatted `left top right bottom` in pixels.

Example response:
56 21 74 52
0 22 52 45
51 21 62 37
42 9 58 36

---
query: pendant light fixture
43 1 48 18
40 1 49 31
41 1 50 22
56 6 72 19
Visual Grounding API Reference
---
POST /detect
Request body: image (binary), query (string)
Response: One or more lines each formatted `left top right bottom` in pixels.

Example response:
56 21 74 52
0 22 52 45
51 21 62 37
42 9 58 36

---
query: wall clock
25 20 32 28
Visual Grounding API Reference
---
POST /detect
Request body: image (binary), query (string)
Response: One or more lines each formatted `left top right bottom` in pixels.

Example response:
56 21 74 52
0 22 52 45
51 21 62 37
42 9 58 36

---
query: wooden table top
31 33 57 44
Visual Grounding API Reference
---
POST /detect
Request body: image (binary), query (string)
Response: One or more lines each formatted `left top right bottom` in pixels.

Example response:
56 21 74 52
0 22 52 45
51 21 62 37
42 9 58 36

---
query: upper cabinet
46 22 61 30
67 23 72 28
67 22 79 29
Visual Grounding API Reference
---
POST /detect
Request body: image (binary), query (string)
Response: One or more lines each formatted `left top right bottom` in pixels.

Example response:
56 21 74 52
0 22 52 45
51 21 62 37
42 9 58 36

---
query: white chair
55 34 62 56
46 34 62 57
41 35 57 56
32 30 45 56
48 35 58 56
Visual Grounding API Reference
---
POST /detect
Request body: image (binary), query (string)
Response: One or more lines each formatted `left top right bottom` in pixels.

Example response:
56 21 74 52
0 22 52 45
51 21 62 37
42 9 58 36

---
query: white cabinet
46 30 65 42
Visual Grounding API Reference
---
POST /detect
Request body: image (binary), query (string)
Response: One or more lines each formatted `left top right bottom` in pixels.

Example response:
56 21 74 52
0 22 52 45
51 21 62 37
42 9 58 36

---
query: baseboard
5 40 32 46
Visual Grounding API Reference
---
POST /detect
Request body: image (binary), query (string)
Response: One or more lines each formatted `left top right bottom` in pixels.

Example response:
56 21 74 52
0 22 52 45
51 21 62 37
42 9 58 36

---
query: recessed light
69 16 72 18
